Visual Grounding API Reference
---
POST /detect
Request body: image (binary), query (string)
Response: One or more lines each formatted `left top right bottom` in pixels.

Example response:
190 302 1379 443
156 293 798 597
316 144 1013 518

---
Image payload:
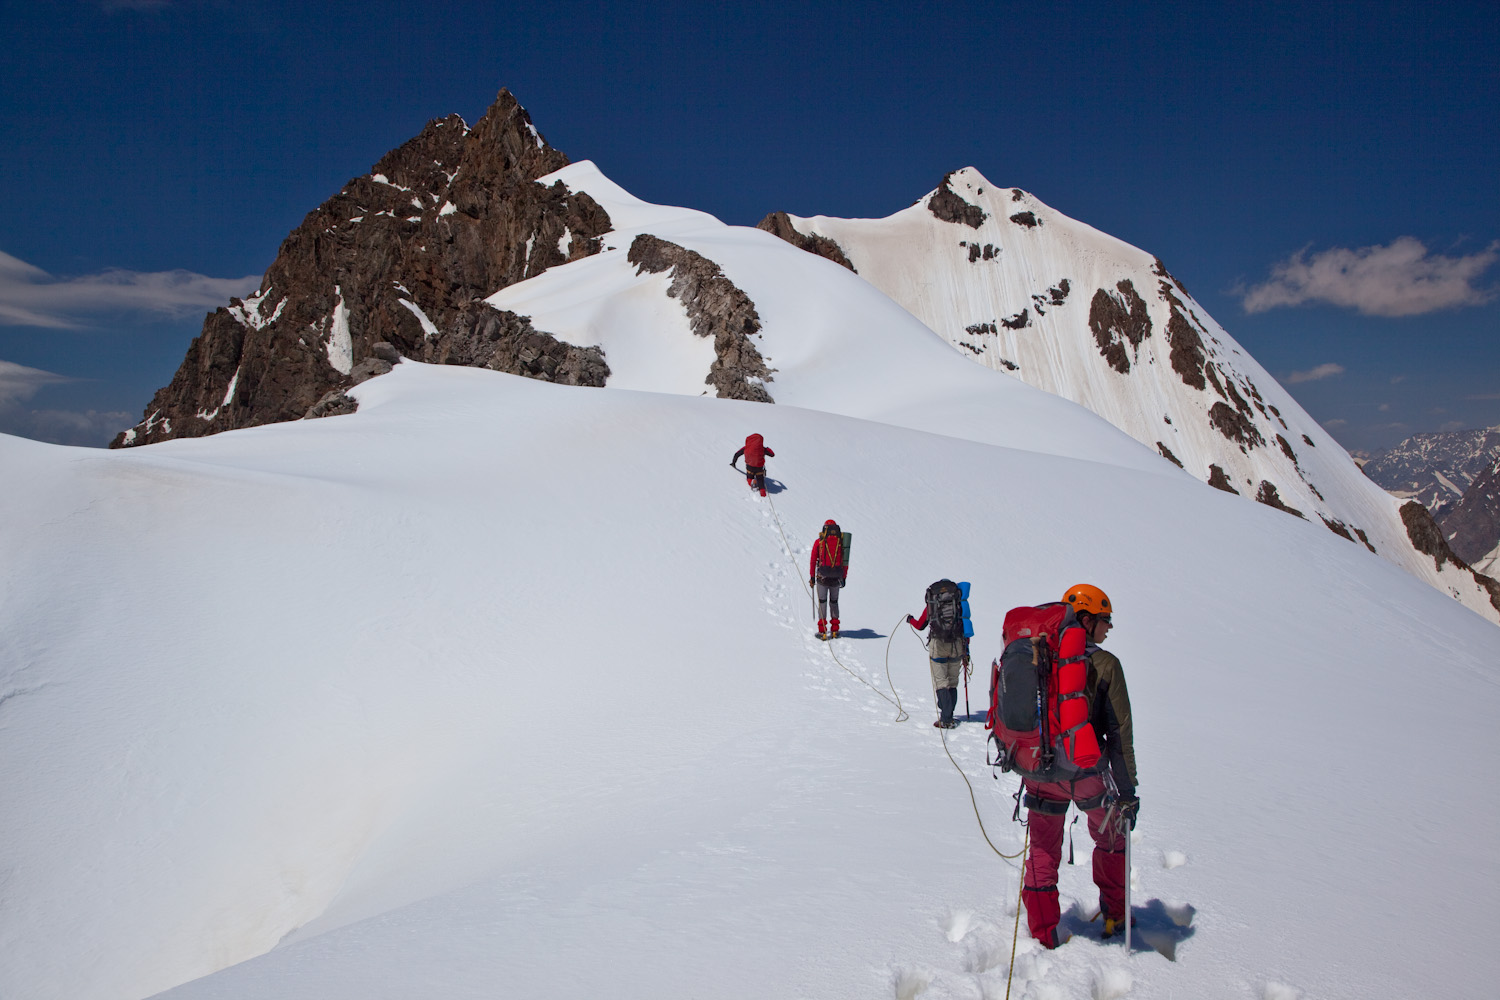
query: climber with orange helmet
1019 583 1139 950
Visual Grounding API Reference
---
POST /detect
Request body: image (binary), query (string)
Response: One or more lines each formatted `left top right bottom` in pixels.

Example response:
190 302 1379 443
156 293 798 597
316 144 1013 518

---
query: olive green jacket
1086 647 1137 792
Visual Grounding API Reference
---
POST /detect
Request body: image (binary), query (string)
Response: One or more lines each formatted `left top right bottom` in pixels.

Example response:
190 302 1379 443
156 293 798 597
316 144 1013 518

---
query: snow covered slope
2 359 1496 1000
768 168 1500 623
489 161 1169 476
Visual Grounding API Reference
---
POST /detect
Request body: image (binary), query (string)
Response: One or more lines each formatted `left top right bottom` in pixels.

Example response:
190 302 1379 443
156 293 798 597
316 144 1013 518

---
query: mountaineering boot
933 689 956 728
829 618 839 639
1101 913 1135 940
933 687 958 727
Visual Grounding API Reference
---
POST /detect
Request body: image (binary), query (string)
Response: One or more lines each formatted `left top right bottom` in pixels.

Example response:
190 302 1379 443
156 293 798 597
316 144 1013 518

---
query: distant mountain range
110 89 1499 624
1361 427 1500 572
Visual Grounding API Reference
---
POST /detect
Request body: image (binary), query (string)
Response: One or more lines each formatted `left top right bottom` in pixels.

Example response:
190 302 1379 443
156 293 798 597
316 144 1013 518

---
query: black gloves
906 615 916 625
1116 794 1140 830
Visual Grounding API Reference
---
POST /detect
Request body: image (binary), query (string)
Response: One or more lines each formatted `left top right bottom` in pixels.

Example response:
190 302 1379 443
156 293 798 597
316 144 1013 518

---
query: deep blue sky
1 0 1495 451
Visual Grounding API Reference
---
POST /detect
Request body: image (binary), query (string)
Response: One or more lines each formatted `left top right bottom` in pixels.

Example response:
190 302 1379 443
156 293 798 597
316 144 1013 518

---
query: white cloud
1286 362 1345 383
1323 418 1349 428
0 359 72 407
1242 237 1499 317
0 249 261 329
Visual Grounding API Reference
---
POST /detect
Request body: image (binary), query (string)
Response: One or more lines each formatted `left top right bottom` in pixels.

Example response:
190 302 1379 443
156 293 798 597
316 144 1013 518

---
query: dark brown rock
1209 402 1265 451
305 390 358 420
113 88 612 448
1165 306 1208 391
1151 256 1191 297
1009 211 1040 228
1087 280 1152 374
754 212 857 272
626 234 774 403
1156 442 1184 468
419 302 608 386
1001 309 1030 330
927 171 986 229
1397 500 1500 617
1320 515 1356 542
1255 481 1305 519
960 242 1001 263
1207 464 1240 494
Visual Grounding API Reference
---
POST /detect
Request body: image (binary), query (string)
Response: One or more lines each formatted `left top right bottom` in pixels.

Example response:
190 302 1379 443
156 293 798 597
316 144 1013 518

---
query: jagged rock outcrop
1400 501 1500 613
754 212 856 272
926 171 987 228
626 234 774 403
113 89 611 448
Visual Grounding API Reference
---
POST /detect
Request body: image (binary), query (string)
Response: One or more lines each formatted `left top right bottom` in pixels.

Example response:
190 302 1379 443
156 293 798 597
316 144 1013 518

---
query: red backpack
986 603 1102 781
743 433 767 468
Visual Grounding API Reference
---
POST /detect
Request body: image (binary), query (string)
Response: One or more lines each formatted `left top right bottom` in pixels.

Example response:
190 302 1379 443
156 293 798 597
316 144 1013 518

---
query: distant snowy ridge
1363 424 1500 513
759 167 1500 623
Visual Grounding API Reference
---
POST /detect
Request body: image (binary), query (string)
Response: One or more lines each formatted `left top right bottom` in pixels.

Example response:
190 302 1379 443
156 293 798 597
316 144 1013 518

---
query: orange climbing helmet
1062 583 1112 617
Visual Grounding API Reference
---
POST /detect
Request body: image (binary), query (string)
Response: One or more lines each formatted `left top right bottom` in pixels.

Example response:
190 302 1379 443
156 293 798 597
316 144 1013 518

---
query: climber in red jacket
731 433 775 496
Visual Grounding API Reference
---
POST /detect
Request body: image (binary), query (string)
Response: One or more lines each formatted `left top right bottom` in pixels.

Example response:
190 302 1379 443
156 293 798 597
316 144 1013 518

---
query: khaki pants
928 635 965 688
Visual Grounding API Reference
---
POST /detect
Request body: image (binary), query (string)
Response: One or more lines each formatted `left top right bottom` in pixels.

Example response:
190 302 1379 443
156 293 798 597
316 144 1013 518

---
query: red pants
1021 775 1126 946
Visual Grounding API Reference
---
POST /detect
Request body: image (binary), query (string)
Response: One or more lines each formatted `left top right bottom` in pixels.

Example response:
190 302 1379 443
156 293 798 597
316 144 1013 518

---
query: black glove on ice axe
1116 795 1140 831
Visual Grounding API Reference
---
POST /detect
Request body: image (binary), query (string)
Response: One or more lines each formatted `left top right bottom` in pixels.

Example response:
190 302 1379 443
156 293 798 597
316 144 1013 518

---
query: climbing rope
764 492 908 720
882 616 914 723
938 723 1025 862
1005 826 1030 1000
759 483 1030 983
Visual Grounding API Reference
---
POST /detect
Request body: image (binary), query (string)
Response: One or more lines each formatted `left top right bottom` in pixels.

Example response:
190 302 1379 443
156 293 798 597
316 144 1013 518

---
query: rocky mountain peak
113 89 608 448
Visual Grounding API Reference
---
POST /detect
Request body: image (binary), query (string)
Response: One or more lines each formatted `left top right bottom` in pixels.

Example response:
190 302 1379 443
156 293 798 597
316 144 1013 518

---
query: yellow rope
760 485 1028 991
938 724 1025 862
1005 827 1030 1000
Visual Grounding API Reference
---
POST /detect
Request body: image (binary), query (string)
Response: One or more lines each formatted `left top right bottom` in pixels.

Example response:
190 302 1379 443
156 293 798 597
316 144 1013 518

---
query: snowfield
2 352 1497 999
